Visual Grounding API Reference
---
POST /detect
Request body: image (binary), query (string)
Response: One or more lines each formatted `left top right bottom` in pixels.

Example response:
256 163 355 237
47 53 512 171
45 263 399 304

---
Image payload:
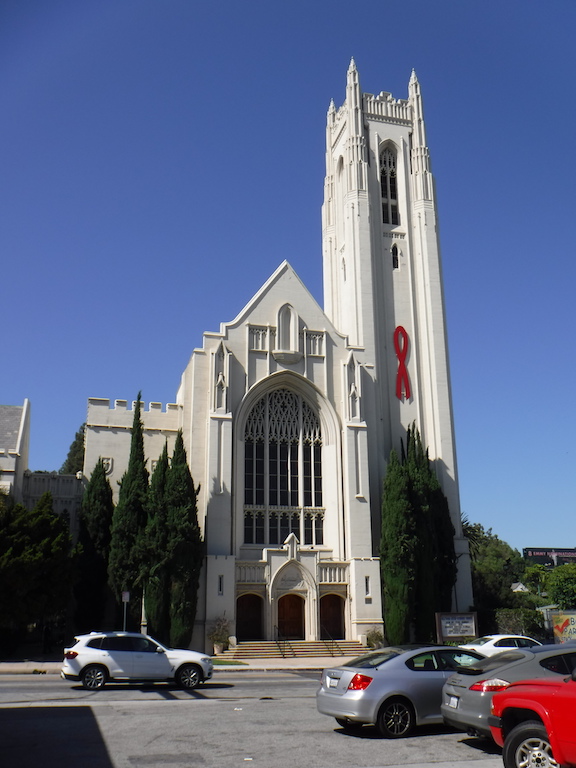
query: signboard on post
122 591 130 631
436 612 477 643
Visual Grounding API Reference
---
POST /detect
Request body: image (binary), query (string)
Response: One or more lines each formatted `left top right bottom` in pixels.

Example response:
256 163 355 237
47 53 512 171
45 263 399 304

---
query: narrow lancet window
392 244 399 270
380 148 399 226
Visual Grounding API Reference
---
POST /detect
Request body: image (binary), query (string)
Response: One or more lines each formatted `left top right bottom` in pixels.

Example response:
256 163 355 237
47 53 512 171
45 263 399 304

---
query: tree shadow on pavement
0 706 114 768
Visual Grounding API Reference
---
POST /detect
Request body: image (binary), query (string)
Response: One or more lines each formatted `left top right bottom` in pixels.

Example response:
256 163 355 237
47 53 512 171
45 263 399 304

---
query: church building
83 62 473 649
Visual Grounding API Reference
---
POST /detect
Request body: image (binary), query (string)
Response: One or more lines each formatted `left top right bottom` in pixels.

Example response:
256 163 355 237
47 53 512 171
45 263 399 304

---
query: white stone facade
83 63 473 651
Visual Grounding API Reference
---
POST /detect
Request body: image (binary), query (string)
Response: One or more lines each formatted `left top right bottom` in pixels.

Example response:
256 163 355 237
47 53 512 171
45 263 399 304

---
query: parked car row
315 634 576 767
60 630 575 767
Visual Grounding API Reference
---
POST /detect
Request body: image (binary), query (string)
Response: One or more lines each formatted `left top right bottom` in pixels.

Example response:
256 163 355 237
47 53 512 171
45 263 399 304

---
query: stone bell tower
322 60 473 610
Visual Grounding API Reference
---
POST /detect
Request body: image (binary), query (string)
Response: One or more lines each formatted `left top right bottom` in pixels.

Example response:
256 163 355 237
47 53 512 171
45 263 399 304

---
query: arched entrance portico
320 594 344 640
277 594 304 639
236 594 264 640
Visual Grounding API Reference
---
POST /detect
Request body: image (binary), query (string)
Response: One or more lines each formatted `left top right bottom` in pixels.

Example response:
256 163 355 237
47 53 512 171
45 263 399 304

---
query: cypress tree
405 426 434 640
60 423 86 474
82 458 114 559
165 431 203 648
144 443 171 644
380 425 457 643
108 393 149 624
74 458 115 632
380 450 416 644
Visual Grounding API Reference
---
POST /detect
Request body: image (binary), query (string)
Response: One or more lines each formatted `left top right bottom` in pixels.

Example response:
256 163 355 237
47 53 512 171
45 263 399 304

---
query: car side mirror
156 647 165 654
571 667 576 683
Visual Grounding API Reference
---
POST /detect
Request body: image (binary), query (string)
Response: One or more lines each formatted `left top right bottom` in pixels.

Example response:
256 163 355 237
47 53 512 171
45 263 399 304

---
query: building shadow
0 706 114 768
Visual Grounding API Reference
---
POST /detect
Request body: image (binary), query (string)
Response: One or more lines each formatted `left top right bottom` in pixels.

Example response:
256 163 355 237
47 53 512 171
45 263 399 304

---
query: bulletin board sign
436 612 477 643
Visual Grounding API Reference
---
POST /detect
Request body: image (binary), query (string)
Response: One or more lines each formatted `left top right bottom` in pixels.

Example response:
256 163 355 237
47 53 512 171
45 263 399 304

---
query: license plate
328 677 338 688
447 695 459 709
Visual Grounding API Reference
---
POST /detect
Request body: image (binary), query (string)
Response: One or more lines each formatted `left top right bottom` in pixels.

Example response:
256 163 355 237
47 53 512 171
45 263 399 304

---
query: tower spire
408 71 431 199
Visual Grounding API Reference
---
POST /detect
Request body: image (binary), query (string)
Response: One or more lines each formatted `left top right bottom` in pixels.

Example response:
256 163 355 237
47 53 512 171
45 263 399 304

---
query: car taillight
469 678 510 692
347 674 373 691
64 651 78 659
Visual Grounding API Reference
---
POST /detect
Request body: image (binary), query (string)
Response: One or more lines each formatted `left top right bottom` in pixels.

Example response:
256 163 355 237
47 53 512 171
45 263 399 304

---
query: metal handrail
320 624 344 656
273 625 295 657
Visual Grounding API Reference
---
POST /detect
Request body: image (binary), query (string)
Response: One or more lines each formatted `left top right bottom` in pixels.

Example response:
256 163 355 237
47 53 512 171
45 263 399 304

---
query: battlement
363 91 412 124
87 397 180 413
87 397 181 432
328 90 412 144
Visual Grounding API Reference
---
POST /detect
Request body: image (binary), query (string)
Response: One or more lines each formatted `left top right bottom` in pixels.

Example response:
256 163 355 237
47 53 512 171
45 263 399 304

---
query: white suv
61 631 213 690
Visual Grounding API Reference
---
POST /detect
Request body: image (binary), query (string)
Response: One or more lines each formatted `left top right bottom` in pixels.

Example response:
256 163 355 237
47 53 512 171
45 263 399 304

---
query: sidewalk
0 656 353 674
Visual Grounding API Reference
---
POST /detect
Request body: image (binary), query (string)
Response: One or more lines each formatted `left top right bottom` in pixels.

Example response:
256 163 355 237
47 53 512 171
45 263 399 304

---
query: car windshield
465 637 491 645
343 648 404 668
455 650 526 675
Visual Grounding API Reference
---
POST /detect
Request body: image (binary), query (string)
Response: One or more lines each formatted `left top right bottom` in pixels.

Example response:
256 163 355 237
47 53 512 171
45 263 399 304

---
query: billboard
551 612 576 643
524 548 576 566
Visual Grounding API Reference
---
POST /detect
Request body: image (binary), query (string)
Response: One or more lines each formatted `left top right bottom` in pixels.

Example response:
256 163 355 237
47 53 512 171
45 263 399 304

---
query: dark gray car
316 645 484 738
441 643 576 738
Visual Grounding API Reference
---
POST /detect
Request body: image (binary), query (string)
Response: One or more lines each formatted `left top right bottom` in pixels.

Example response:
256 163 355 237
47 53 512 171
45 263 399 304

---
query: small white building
1 399 84 536
0 400 30 501
84 63 473 648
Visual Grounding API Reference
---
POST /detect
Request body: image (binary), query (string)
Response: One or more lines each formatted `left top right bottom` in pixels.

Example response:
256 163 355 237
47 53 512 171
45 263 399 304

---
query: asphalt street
0 662 502 768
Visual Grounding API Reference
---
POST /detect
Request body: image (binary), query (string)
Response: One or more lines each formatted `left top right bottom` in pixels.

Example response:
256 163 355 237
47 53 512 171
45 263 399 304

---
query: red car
489 670 576 768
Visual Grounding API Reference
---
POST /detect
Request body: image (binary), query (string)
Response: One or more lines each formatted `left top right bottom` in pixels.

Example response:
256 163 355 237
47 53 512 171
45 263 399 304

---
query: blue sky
2 0 575 554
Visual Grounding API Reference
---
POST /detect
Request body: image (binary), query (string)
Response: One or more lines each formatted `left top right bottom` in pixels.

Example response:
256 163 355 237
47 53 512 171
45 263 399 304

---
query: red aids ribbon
394 326 411 400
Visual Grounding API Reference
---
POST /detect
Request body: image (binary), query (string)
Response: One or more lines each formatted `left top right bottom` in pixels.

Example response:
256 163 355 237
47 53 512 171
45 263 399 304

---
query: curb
0 660 334 674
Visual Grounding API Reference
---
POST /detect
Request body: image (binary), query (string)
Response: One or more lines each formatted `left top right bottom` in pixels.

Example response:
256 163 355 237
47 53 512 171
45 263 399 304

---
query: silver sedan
316 645 484 738
441 643 576 738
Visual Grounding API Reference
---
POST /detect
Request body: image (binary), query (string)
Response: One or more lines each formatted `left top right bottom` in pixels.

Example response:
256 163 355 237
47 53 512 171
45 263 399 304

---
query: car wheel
377 697 414 738
81 665 107 690
335 717 363 732
176 664 202 690
502 721 561 768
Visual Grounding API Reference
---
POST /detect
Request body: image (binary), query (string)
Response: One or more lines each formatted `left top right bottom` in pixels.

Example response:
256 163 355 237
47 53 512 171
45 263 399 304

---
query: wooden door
320 594 344 640
277 594 304 639
236 594 264 640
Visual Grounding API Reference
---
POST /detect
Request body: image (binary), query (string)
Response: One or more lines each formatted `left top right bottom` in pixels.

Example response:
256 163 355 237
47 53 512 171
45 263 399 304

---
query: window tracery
380 147 399 226
243 388 324 546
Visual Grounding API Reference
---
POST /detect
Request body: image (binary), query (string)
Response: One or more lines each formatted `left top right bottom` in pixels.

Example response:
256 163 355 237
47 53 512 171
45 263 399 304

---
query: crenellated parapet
87 397 181 432
362 91 412 125
84 398 183 502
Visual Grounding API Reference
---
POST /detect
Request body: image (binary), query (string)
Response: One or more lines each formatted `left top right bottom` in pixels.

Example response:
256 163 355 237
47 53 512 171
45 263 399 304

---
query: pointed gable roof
0 404 25 452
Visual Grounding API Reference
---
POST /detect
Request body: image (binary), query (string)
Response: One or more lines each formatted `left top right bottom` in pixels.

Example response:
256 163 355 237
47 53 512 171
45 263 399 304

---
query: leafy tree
380 425 456 643
60 423 86 475
495 608 544 640
108 394 149 624
74 459 115 632
165 431 203 647
545 564 576 610
523 564 549 598
462 514 481 559
143 443 171 644
0 493 72 651
468 523 525 610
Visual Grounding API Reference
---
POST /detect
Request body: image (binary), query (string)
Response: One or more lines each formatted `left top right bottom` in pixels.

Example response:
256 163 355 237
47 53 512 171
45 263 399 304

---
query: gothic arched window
392 244 399 270
380 147 399 226
278 304 297 351
244 388 323 546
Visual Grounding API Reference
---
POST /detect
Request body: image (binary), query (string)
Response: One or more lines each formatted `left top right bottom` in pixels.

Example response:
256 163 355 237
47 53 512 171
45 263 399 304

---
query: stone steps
219 639 366 659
